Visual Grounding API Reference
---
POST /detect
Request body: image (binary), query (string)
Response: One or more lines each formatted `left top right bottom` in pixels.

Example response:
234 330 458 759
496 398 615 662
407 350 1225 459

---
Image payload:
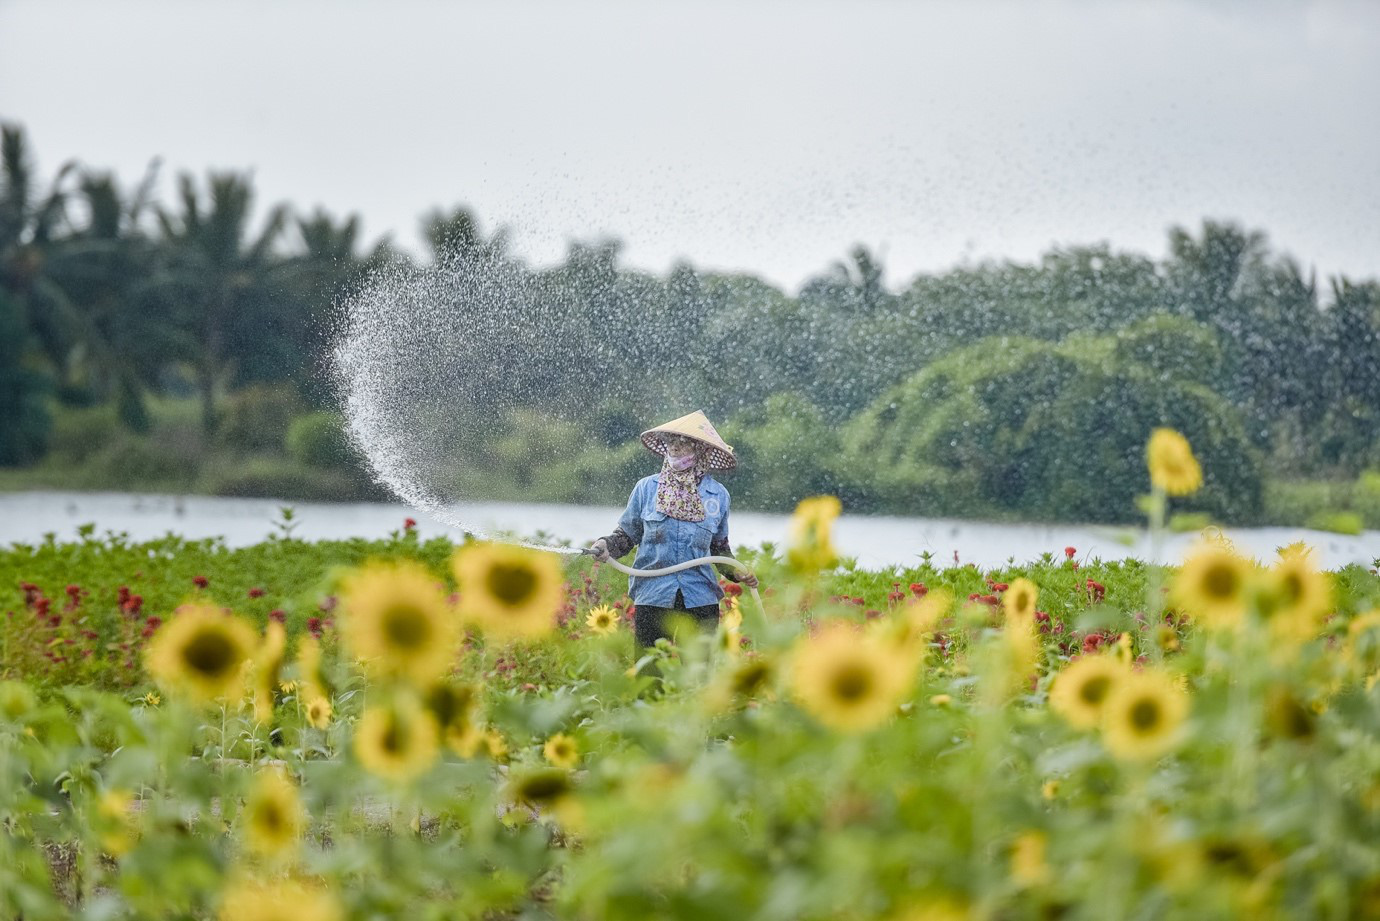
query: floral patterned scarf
655 453 708 521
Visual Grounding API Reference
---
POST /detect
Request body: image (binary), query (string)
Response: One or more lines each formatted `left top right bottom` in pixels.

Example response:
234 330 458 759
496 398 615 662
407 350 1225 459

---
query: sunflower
1003 578 1038 626
1010 831 1050 887
422 680 478 735
1146 428 1203 496
585 604 619 635
339 562 458 684
786 495 843 574
1049 655 1126 730
242 768 305 859
1100 667 1189 761
452 542 564 640
791 622 911 732
95 788 137 856
252 621 287 724
218 878 342 921
145 604 259 703
880 589 952 654
507 766 575 809
542 732 580 769
983 619 1039 703
353 697 440 782
1172 545 1254 629
305 697 332 729
1259 554 1331 644
294 635 329 703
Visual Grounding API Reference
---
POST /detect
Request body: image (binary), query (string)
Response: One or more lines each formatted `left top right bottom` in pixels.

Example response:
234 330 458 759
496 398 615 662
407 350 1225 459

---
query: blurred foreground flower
1100 667 1189 761
354 697 439 782
786 495 842 574
340 562 457 684
453 542 564 640
219 878 342 921
242 769 305 859
1050 654 1126 730
1146 428 1203 496
253 621 287 723
1173 545 1253 630
145 604 258 703
1003 578 1038 626
305 697 332 729
543 732 580 769
792 622 912 731
1260 552 1331 645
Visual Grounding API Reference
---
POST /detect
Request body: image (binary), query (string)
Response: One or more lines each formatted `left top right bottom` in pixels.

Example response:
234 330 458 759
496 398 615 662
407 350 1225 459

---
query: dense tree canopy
2 121 1378 523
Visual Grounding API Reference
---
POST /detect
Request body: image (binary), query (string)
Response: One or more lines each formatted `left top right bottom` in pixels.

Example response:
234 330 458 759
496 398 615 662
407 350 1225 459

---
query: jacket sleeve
598 482 645 559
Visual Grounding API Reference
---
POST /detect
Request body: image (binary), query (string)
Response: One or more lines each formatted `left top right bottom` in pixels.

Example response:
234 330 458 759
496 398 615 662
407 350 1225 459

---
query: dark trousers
634 589 720 649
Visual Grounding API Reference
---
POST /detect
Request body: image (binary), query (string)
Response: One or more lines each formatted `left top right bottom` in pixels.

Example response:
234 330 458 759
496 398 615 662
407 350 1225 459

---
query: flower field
4 451 1380 918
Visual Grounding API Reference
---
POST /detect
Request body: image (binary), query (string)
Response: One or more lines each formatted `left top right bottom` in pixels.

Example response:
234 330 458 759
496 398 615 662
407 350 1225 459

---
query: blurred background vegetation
2 122 1378 527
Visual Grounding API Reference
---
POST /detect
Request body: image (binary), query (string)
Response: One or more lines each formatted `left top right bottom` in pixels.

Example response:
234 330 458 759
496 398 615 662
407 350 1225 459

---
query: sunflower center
488 564 537 606
732 663 770 696
518 773 571 803
1129 697 1162 732
831 664 873 703
181 630 237 676
382 605 430 649
381 717 408 755
258 802 284 833
1204 565 1239 600
1078 675 1111 706
1280 573 1302 605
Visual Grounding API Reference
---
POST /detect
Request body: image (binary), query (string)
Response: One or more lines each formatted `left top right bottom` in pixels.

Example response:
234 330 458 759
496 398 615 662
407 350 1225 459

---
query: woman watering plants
589 410 758 650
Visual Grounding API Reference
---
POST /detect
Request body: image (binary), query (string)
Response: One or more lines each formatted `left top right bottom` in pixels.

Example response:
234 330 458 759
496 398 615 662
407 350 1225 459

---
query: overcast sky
2 0 1377 289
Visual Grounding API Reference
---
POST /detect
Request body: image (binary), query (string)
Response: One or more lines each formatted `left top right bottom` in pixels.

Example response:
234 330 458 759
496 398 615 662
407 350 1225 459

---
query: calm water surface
2 491 1378 570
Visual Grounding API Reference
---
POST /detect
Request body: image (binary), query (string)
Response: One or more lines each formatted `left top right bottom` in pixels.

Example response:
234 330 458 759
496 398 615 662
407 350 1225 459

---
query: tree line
2 121 1378 523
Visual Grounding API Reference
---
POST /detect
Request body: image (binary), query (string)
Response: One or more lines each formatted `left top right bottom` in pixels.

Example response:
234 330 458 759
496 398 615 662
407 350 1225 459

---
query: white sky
1 0 1377 290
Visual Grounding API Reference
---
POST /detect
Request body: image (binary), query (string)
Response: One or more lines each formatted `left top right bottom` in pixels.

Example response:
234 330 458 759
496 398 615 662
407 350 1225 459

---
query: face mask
667 452 697 472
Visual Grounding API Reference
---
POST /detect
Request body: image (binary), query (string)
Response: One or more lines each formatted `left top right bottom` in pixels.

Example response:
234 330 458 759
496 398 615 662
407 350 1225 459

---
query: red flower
117 586 130 605
1085 579 1106 602
307 616 323 637
318 595 338 613
248 587 266 599
192 575 209 589
1064 546 1077 559
723 582 743 597
123 594 143 615
990 582 1009 593
269 609 286 624
404 517 417 530
65 584 82 600
908 582 927 596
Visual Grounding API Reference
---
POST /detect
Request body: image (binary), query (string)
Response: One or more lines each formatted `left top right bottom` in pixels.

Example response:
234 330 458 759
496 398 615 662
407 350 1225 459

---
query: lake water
1 491 1378 570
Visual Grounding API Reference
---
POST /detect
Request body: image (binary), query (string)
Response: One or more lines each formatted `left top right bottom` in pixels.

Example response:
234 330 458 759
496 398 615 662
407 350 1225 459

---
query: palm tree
153 171 288 433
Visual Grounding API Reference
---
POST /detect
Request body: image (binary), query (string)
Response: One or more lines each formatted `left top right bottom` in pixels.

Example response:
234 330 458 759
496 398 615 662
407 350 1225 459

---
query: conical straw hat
641 410 736 471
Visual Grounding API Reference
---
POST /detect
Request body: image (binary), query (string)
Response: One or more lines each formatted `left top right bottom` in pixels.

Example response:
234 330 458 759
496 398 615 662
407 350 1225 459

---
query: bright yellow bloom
1260 553 1331 644
585 604 619 635
1100 667 1189 761
447 719 484 758
1003 578 1038 626
786 495 842 574
305 697 332 729
339 561 458 684
218 878 343 921
881 589 953 655
481 728 509 761
1146 428 1203 496
983 619 1039 703
143 691 160 707
96 788 137 856
507 766 575 809
452 542 564 640
542 732 580 769
1172 545 1254 629
1276 541 1314 563
253 621 287 724
353 697 440 782
1050 655 1127 730
145 604 258 703
1011 831 1050 887
721 597 743 632
706 655 777 712
791 622 912 732
295 635 328 703
242 768 305 859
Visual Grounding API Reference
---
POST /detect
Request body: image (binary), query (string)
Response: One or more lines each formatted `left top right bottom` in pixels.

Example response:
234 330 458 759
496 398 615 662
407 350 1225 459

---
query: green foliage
216 383 306 452
845 334 1262 522
0 288 51 465
285 410 353 469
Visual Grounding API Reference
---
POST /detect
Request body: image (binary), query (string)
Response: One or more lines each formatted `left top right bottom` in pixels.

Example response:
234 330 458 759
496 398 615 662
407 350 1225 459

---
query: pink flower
269 609 286 624
908 582 927 596
248 587 266 599
404 517 417 530
1064 546 1077 559
192 575 209 589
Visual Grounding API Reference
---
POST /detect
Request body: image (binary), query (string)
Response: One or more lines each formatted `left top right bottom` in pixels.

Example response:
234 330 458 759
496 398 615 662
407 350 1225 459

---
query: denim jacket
605 473 733 608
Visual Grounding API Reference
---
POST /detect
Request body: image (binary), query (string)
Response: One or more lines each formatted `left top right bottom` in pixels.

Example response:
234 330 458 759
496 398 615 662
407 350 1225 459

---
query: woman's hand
590 539 611 562
738 571 759 589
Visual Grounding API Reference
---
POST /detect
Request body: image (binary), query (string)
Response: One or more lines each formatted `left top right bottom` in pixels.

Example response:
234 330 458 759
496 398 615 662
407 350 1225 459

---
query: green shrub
285 411 354 469
1355 471 1380 529
45 404 123 466
216 384 304 453
0 289 52 466
844 334 1262 523
204 456 366 502
1305 509 1364 535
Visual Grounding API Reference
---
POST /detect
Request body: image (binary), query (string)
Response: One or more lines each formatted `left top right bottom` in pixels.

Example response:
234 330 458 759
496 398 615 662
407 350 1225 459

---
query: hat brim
641 431 736 471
